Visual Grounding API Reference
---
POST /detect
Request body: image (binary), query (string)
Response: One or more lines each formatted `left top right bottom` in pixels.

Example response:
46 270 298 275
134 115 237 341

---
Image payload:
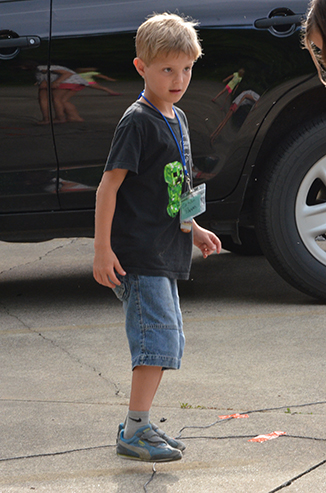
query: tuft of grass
180 402 192 409
180 402 207 410
284 407 313 415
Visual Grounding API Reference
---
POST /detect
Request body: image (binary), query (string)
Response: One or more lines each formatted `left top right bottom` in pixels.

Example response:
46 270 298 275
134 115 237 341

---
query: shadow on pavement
0 250 320 307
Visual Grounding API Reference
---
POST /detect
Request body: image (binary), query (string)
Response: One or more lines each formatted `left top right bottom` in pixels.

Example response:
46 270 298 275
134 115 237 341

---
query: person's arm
223 74 233 83
239 94 256 105
93 168 128 288
192 220 222 258
51 69 73 88
95 74 116 82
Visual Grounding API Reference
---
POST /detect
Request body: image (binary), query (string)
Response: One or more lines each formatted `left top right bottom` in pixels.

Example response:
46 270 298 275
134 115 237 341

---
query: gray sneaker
117 422 186 452
116 424 182 462
151 422 186 451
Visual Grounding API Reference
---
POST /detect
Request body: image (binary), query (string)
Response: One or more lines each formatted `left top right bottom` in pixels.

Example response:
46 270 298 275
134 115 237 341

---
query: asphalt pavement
0 238 326 492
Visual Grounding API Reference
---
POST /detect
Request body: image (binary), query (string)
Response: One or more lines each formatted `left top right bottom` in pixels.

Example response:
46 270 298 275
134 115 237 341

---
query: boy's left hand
192 221 222 258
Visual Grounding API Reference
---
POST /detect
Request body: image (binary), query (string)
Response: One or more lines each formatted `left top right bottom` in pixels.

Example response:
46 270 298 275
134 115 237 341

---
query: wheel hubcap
296 156 326 266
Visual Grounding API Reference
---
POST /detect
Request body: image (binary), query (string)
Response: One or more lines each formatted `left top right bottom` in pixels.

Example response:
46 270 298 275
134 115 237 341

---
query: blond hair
302 0 326 84
135 13 202 65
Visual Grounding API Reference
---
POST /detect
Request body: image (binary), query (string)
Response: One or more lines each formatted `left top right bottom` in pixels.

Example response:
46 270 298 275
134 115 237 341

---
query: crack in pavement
0 399 325 492
0 303 32 330
268 458 326 492
0 307 124 398
172 401 326 493
0 444 115 463
0 238 78 276
1 238 124 397
35 329 124 397
1 425 325 492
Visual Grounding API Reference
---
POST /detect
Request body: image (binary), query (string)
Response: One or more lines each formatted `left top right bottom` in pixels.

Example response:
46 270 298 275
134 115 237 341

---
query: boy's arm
93 169 128 288
192 220 222 259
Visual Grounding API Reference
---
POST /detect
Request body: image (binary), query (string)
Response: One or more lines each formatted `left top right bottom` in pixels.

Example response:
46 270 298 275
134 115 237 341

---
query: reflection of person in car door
211 68 245 104
21 61 87 124
20 60 52 124
210 90 260 143
20 60 87 125
76 67 122 96
46 66 87 123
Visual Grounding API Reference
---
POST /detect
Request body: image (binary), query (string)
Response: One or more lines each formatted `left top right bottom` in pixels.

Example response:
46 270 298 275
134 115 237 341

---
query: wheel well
240 84 326 227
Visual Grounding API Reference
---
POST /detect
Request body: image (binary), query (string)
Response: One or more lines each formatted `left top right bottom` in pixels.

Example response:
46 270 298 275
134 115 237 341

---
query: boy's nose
173 71 183 84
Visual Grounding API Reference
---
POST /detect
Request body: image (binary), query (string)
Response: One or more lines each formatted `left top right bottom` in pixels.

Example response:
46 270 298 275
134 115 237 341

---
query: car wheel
220 227 263 256
255 117 326 300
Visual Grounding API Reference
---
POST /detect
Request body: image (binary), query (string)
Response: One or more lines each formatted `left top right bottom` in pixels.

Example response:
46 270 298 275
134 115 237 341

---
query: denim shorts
113 274 185 370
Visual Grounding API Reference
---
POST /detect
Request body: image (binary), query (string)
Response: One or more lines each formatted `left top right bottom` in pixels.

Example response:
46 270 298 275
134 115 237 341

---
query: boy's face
134 52 194 114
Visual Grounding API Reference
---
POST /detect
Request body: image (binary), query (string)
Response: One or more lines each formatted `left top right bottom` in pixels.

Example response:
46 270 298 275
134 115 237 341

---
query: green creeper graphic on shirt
164 161 184 217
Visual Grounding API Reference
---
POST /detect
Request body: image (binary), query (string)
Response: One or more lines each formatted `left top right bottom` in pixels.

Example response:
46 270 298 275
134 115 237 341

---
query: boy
93 12 221 462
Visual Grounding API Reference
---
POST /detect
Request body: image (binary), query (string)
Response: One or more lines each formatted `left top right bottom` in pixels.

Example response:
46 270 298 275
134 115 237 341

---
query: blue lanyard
138 91 191 189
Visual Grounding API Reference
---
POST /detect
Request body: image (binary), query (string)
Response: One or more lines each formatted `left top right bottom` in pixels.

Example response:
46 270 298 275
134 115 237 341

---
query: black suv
1 0 326 300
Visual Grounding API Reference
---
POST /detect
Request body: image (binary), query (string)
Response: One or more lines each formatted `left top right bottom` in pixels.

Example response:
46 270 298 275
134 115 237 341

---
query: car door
50 0 311 211
50 0 144 210
0 0 59 213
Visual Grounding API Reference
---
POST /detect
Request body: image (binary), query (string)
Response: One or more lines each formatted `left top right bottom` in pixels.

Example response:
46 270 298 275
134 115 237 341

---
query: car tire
220 227 263 256
255 117 326 300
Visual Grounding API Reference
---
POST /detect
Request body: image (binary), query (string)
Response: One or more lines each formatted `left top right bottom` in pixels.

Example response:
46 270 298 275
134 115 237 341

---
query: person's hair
135 12 202 65
302 0 326 84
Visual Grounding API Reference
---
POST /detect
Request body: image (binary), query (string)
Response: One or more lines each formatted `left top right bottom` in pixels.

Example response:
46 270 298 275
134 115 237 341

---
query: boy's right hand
93 247 126 288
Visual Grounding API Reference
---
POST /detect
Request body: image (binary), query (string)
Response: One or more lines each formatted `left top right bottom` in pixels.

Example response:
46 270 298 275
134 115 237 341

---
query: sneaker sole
117 451 182 462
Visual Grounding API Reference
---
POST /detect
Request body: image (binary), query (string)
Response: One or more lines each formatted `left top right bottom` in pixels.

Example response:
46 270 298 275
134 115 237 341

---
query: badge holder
180 183 206 233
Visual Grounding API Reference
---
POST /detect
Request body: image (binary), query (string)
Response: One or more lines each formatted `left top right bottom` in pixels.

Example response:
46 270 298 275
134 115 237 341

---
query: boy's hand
192 221 222 259
93 247 126 288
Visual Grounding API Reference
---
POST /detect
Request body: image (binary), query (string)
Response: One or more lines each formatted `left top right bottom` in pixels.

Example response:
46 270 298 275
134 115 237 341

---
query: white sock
124 410 150 439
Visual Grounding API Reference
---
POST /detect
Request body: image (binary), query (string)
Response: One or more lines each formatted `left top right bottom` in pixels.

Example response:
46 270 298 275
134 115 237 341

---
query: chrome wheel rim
296 156 326 266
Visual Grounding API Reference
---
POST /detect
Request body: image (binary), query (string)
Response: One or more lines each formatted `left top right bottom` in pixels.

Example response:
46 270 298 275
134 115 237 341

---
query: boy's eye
164 68 172 73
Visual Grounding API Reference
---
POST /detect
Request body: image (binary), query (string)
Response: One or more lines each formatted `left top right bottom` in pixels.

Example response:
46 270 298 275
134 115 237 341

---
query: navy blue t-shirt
104 101 193 280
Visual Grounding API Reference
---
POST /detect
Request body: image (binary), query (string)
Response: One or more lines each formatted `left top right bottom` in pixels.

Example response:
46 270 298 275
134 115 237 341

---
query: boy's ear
133 57 146 78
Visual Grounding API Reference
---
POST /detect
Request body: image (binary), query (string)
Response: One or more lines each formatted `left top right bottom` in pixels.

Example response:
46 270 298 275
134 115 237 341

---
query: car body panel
49 1 314 213
0 0 58 213
0 0 315 236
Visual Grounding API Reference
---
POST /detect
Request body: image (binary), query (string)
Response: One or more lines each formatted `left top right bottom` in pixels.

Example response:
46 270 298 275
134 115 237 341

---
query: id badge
180 183 206 222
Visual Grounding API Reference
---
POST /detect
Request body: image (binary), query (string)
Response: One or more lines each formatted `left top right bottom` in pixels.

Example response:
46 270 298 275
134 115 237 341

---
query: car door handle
255 14 303 29
0 35 40 49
